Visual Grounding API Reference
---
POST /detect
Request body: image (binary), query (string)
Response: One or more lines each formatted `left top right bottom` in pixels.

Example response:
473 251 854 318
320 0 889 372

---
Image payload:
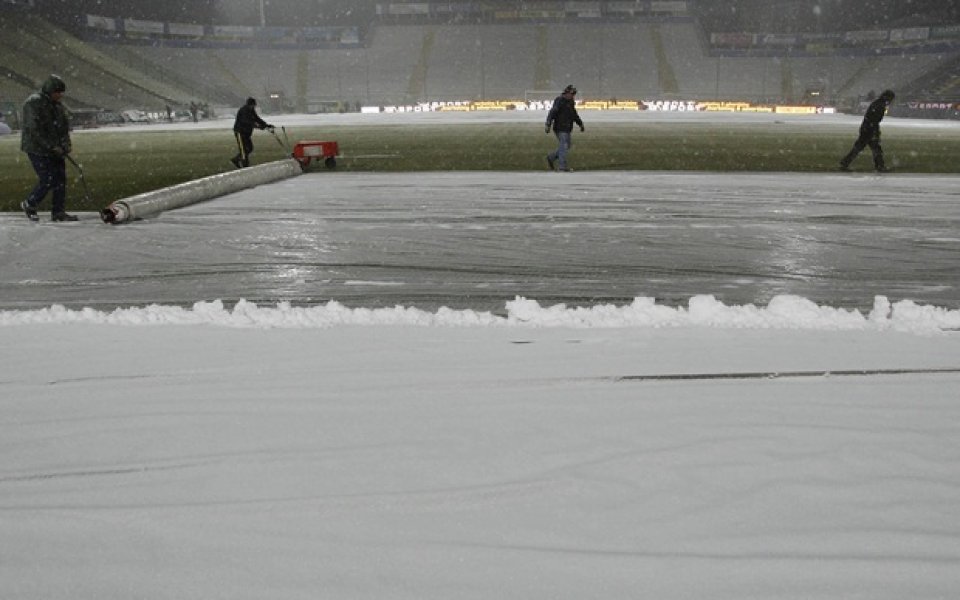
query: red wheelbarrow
292 140 340 169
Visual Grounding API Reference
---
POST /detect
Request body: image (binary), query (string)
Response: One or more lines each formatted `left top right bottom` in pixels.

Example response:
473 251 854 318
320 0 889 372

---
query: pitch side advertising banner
651 1 687 12
844 30 888 44
387 3 430 15
565 1 601 17
645 100 698 111
803 32 843 43
564 2 601 11
711 32 754 48
213 25 255 38
761 33 798 46
899 102 960 120
889 27 930 42
909 102 956 110
519 1 561 9
299 26 359 43
431 3 476 15
167 22 204 37
606 1 651 14
123 18 164 35
86 14 116 31
931 24 960 39
123 19 163 35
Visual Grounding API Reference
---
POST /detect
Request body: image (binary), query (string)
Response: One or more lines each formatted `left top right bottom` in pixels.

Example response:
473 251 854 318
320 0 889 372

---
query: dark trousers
25 153 67 214
841 127 885 170
233 132 254 167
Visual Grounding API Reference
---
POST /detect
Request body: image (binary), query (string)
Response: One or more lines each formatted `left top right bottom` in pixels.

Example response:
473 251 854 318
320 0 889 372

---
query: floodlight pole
477 34 486 100
715 56 721 98
259 0 266 27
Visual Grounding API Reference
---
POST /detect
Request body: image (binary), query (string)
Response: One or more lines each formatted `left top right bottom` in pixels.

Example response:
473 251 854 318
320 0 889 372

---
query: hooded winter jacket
20 75 71 157
545 95 583 134
860 94 892 134
233 100 269 137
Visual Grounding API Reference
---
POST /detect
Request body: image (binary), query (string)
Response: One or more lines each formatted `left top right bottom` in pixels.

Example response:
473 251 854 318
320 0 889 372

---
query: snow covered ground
3 315 960 599
3 112 960 599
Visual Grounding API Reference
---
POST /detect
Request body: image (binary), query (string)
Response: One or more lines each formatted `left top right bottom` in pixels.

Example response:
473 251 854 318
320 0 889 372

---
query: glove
579 125 585 132
51 146 64 156
545 125 550 134
266 125 275 132
62 144 72 155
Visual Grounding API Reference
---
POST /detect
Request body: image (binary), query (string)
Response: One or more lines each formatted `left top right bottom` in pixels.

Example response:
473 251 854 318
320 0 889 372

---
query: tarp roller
100 158 303 224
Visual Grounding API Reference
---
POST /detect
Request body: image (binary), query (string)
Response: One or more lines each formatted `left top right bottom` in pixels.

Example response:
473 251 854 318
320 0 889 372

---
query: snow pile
507 294 960 332
2 294 958 333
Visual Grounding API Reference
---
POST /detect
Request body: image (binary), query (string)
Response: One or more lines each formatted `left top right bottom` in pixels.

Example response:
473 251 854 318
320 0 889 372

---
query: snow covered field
3 316 960 599
2 111 960 599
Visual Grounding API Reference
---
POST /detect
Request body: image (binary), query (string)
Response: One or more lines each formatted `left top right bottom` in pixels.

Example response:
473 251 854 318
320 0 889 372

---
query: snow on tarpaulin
2 295 959 333
99 158 303 224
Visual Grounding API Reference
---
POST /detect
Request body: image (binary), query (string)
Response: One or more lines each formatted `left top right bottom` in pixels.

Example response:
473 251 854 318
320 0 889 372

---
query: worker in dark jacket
545 84 585 172
839 89 895 173
20 74 77 222
231 97 274 168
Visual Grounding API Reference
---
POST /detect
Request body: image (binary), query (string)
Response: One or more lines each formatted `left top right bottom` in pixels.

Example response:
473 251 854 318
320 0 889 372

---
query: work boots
21 201 39 222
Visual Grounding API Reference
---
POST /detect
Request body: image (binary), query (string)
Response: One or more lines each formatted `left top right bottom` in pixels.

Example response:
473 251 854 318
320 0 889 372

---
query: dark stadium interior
25 0 960 31
1 1 959 125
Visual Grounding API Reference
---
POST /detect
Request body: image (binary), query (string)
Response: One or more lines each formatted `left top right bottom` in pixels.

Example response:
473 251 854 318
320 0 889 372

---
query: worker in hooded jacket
20 74 77 222
231 97 274 168
839 89 895 173
545 84 585 172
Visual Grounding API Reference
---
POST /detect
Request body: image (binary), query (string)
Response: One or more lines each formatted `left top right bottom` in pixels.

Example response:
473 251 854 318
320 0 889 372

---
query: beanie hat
246 97 257 106
880 89 895 101
563 84 577 95
42 74 66 95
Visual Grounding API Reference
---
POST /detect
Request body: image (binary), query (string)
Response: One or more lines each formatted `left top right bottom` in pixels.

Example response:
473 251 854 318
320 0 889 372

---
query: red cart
292 140 340 169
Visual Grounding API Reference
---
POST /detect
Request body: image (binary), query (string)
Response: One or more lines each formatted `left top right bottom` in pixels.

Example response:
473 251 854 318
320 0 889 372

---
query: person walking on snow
20 74 77 222
839 89 895 173
231 97 274 168
545 84 584 172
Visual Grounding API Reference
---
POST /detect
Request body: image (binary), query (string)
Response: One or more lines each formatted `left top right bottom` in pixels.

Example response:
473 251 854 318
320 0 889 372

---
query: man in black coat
20 74 77 222
545 84 585 172
839 89 895 172
231 97 274 168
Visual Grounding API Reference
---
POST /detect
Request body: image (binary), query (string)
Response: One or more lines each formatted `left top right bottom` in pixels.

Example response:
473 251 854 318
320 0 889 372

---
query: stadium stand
836 54 948 102
545 22 659 100
406 24 542 102
420 24 487 100
361 25 426 104
93 44 241 107
1 2 958 123
0 11 204 119
902 54 960 101
303 47 375 109
213 47 300 104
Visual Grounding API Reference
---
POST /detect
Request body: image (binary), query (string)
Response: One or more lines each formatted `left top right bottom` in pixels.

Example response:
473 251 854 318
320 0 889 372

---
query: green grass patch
3 120 960 212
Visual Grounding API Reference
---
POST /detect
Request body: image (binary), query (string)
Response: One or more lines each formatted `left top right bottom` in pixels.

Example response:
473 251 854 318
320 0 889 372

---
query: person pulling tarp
231 97 275 169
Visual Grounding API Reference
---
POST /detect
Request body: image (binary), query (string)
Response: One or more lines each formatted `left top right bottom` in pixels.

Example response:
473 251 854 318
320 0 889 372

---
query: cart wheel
324 157 337 169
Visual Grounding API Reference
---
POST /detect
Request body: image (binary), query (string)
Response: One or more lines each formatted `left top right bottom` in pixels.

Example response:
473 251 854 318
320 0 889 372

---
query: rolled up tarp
100 158 303 224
